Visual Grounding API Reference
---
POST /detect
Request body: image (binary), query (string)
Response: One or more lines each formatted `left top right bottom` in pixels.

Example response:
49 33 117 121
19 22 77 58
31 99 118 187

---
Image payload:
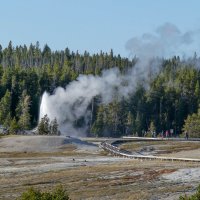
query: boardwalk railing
99 140 200 163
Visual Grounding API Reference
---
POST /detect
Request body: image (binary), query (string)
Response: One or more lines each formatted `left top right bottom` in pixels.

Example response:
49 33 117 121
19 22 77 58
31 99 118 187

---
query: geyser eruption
39 23 200 135
39 68 139 135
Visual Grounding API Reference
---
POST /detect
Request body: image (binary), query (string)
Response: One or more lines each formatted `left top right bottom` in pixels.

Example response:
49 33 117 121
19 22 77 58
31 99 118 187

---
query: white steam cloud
40 68 139 135
126 22 200 59
39 23 200 135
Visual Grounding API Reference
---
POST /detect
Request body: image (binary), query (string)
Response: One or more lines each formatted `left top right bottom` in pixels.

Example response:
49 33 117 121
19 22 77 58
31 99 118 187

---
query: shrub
18 185 70 200
179 185 200 200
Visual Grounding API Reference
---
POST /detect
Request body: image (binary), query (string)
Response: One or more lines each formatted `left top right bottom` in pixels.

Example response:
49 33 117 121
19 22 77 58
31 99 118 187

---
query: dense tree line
91 56 200 137
0 41 133 130
0 41 200 137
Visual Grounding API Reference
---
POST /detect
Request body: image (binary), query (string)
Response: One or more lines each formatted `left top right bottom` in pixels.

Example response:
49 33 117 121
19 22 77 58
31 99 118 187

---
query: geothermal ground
0 136 200 200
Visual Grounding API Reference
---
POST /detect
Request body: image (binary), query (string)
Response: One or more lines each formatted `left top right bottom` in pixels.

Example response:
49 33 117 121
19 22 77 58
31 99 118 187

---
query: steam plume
126 22 200 59
39 68 138 135
39 23 200 135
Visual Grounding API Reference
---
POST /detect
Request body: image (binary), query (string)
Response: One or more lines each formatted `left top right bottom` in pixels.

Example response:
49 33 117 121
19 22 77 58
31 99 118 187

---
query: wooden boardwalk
100 139 200 163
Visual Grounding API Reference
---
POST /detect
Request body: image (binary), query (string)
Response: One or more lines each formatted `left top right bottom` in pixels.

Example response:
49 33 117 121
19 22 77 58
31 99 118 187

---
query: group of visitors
152 129 189 140
154 130 171 138
159 130 170 139
144 128 189 140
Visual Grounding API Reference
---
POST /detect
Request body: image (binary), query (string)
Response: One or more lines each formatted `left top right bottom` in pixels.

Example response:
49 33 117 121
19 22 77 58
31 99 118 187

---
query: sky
1 0 200 58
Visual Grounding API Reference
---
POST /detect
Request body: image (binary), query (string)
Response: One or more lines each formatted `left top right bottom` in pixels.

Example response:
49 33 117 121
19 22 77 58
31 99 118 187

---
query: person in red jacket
165 130 169 138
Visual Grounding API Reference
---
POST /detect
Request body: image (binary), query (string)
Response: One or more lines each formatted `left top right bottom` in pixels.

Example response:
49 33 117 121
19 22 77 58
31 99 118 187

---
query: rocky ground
0 136 199 200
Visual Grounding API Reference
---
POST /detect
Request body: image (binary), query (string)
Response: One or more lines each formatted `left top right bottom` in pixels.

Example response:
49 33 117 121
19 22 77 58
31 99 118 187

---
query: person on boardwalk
185 131 189 140
165 130 169 139
161 130 164 139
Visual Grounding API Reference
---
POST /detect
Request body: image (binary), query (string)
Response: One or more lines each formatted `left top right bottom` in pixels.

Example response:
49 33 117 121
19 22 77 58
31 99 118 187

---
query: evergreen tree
182 106 200 138
126 111 134 135
50 118 59 135
38 115 60 135
38 114 50 135
3 113 12 128
0 90 11 127
149 121 156 137
91 105 105 136
9 117 19 134
16 90 31 130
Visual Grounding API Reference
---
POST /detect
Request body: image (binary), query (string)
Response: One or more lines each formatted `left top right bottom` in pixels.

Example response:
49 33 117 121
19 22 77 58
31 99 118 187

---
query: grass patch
0 144 94 158
0 159 199 200
120 141 200 154
1 138 200 200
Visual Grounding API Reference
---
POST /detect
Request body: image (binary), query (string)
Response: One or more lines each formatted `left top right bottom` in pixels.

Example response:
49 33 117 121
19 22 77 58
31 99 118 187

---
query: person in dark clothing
185 131 189 140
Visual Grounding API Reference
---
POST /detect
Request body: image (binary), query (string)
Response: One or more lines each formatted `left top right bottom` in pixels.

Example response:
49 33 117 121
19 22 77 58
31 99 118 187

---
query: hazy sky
1 0 200 57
